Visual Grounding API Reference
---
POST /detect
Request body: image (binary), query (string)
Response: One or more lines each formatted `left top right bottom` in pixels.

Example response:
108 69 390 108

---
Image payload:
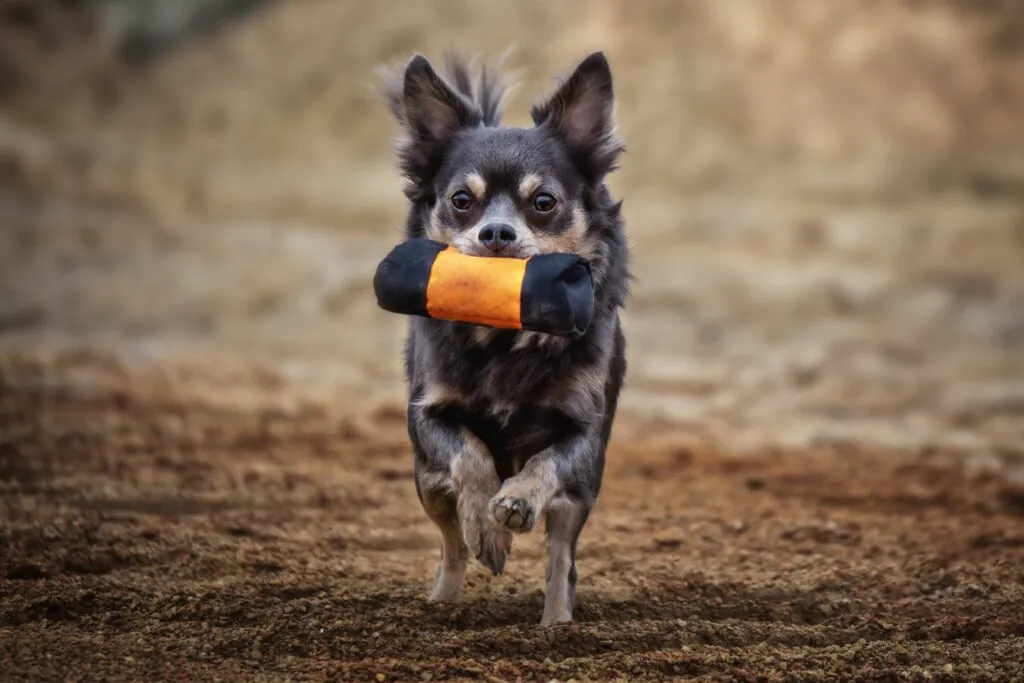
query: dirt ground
2 1 1024 681
2 350 1024 682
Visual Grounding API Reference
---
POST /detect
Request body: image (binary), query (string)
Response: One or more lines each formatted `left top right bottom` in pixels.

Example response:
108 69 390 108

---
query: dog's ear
380 54 482 200
403 54 479 143
531 52 624 181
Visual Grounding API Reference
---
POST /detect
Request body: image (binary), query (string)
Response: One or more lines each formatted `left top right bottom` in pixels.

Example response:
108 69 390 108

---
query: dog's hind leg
541 495 589 625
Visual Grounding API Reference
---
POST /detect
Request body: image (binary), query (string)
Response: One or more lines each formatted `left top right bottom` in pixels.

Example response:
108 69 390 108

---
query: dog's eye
532 192 557 213
450 191 473 211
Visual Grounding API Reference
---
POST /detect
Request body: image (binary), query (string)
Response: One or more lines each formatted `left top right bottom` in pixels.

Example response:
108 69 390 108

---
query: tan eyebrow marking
518 173 543 199
465 172 487 199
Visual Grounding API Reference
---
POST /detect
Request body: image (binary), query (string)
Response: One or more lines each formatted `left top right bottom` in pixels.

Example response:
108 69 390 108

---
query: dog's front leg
412 409 513 588
488 431 601 625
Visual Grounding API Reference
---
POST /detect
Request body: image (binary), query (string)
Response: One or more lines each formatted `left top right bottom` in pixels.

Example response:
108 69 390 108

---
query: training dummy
373 239 594 338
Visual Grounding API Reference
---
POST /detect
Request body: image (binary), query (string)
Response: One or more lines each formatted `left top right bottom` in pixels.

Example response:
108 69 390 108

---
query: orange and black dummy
373 239 595 338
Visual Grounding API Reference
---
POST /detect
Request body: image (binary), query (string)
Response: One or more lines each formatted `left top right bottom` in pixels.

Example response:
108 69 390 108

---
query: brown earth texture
2 1 1024 681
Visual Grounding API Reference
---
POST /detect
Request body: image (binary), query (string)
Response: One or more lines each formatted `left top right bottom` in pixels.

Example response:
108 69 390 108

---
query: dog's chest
450 400 581 478
451 344 565 410
414 318 595 418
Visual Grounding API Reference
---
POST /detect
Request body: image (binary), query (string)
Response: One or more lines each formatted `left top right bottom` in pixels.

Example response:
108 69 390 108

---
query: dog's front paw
540 609 573 627
476 525 513 576
489 495 537 532
460 492 512 575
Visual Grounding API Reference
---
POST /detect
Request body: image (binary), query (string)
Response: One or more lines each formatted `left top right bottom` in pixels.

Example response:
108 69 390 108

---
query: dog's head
381 51 624 267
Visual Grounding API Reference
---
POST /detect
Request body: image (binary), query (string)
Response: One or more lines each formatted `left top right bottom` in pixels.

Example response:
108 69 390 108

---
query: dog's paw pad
490 496 535 532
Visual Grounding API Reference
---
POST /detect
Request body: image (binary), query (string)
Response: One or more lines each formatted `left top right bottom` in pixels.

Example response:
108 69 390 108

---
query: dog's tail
441 50 515 127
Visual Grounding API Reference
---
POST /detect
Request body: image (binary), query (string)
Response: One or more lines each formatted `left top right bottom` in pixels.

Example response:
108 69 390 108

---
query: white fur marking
472 327 499 346
429 521 468 602
512 331 567 352
541 496 582 625
412 382 462 410
427 205 448 242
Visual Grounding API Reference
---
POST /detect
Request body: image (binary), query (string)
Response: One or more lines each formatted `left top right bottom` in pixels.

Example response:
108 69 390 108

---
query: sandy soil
2 1 1024 680
1 350 1024 681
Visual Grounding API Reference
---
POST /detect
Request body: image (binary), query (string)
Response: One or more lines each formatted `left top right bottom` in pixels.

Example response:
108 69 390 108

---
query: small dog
379 50 629 625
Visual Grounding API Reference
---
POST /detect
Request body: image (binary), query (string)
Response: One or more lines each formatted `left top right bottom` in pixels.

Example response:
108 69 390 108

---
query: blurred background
3 2 1024 678
2 0 1022 452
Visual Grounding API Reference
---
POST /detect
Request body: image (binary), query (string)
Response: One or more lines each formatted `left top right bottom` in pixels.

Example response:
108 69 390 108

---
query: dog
379 50 629 625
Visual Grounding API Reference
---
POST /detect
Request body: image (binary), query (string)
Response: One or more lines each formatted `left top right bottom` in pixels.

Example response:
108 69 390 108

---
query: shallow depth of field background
1 2 1023 680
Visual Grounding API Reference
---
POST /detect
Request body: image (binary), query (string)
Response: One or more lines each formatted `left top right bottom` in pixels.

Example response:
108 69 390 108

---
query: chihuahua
379 50 629 625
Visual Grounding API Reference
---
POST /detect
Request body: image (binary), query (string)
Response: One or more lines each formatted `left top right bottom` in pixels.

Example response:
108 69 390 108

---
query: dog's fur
379 50 629 625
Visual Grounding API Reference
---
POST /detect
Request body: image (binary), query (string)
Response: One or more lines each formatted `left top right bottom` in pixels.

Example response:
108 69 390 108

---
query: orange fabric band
425 248 527 329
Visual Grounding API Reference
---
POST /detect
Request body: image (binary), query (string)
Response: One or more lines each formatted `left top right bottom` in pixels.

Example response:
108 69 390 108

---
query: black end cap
372 239 448 316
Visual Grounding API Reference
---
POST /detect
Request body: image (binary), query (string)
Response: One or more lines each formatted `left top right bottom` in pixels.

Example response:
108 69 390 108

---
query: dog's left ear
531 51 624 180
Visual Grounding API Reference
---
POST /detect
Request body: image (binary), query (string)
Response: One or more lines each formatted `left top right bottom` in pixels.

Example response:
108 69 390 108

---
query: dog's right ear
380 54 481 200
401 55 479 142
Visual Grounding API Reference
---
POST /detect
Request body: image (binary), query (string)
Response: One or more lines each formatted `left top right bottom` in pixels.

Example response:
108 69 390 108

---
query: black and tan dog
379 50 629 625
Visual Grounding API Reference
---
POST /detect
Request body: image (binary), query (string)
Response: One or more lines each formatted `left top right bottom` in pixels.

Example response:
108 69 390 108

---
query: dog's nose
477 223 517 252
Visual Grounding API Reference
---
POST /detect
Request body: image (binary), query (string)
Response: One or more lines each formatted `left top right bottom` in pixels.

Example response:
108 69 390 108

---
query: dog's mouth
451 241 535 260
